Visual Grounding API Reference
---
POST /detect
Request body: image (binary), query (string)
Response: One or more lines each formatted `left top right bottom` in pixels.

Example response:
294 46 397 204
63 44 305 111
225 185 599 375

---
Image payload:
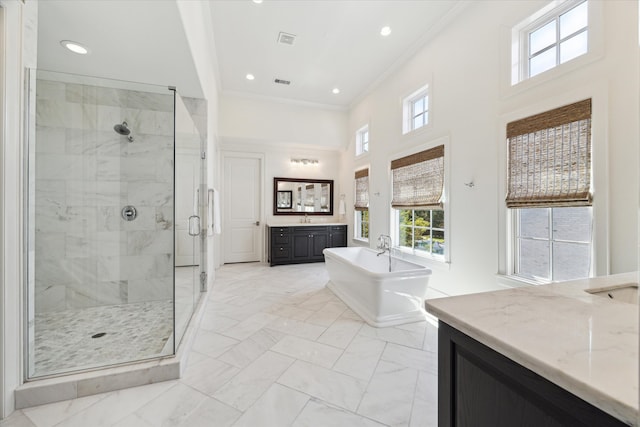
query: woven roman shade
391 145 444 209
506 99 592 208
354 169 369 211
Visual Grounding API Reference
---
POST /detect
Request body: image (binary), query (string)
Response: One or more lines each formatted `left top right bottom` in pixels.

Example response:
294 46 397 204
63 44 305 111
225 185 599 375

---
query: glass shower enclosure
25 70 205 378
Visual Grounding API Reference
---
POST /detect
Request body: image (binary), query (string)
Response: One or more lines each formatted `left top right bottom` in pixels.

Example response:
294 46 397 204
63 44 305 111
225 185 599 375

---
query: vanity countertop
267 223 347 227
425 272 639 425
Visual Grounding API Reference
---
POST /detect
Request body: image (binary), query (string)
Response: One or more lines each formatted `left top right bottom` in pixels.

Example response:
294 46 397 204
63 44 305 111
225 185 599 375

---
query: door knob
255 221 260 226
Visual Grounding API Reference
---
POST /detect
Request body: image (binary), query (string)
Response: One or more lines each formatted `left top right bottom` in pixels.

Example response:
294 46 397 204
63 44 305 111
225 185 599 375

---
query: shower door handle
189 215 201 236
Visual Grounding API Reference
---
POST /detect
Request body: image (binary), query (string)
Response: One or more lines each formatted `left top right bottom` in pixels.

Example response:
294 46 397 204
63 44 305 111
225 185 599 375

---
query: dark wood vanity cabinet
268 225 347 266
438 322 627 427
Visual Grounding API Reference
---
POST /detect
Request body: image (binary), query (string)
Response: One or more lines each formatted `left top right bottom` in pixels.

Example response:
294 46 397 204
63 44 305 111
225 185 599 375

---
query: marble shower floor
32 300 174 377
31 266 199 377
4 262 439 427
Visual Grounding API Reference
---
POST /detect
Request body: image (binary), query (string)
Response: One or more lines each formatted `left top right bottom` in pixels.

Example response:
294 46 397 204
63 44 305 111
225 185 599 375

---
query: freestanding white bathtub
323 246 432 327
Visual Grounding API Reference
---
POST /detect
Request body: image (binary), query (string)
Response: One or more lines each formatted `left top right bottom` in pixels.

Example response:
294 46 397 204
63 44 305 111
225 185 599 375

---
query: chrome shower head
114 121 134 142
114 121 131 136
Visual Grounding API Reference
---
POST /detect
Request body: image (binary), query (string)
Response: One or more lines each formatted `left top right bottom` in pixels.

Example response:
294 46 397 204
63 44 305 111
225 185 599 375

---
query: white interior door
223 155 262 263
175 148 200 266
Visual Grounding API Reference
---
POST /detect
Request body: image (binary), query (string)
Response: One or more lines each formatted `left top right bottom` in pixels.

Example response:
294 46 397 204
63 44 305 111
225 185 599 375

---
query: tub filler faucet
377 234 392 272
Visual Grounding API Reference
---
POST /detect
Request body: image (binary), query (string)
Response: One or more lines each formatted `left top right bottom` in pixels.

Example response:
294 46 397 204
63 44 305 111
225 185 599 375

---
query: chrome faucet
376 234 392 272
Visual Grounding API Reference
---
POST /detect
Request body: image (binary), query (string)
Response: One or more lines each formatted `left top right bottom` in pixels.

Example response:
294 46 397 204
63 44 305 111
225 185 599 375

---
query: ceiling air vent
277 32 296 46
274 78 291 85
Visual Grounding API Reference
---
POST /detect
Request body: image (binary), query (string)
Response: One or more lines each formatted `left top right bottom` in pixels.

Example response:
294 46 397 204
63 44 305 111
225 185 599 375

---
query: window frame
356 124 369 157
354 209 369 242
389 136 450 267
402 85 430 135
497 91 609 287
354 167 369 242
513 207 593 283
511 0 603 87
524 0 588 79
395 209 445 259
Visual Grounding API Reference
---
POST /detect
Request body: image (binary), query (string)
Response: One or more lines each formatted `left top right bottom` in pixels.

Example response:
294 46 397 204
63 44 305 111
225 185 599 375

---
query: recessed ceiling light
332 88 340 94
252 0 263 4
380 26 392 37
246 73 255 80
60 40 90 55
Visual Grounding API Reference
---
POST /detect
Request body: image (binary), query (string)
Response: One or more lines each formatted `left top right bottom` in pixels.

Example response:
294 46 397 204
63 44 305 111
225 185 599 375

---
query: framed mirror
274 177 334 215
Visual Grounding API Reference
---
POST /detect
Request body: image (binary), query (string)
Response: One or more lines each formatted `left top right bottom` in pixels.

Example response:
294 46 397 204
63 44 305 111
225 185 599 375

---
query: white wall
219 93 348 230
220 140 343 226
220 94 348 149
341 0 639 296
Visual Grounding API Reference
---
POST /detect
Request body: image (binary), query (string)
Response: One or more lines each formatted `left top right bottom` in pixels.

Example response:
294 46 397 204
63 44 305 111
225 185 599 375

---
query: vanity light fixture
380 26 392 37
290 158 319 166
60 40 90 55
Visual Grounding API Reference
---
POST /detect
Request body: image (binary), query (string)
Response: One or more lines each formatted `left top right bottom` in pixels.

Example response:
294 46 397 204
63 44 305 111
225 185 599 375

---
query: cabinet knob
280 247 283 251
280 233 283 237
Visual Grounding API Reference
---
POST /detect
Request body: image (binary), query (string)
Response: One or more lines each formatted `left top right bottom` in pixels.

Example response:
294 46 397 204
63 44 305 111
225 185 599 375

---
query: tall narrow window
506 99 593 282
356 125 369 156
391 145 445 258
355 168 369 240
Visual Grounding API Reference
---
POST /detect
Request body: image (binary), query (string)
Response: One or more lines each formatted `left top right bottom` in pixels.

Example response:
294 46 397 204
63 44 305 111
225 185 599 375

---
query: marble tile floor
3 262 438 427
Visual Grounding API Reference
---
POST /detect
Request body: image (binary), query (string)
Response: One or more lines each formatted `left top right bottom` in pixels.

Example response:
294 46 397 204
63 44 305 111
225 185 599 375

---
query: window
356 210 369 241
391 145 445 259
506 99 593 283
354 169 369 240
513 1 589 83
403 85 429 134
515 207 591 282
397 209 444 257
356 125 369 156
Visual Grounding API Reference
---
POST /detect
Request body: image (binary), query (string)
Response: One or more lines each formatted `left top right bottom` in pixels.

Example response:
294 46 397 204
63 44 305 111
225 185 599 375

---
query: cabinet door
292 234 312 260
329 226 347 247
311 232 328 258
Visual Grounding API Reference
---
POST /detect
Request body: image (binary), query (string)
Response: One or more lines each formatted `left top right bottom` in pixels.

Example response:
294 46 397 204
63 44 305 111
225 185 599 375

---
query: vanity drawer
271 231 290 245
271 246 290 261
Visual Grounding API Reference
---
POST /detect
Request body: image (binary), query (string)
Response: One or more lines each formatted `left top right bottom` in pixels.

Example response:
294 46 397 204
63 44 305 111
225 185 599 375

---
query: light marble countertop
267 223 347 227
425 272 639 426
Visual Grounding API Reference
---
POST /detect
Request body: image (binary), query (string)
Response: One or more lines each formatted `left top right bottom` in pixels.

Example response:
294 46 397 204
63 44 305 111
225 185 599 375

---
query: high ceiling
37 1 461 108
209 0 461 108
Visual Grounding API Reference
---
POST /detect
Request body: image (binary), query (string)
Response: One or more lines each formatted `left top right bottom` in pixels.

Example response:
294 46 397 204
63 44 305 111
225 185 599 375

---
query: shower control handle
121 205 137 221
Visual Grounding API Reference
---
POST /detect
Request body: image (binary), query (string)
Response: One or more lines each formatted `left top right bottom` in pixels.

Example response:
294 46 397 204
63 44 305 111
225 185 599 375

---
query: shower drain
91 332 107 339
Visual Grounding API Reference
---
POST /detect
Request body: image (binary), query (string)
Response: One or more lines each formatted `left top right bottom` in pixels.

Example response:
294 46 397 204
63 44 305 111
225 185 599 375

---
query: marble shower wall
33 77 175 313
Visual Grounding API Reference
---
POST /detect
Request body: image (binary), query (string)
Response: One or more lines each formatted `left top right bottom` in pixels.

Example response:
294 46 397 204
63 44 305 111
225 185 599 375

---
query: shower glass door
174 94 205 347
26 70 177 378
